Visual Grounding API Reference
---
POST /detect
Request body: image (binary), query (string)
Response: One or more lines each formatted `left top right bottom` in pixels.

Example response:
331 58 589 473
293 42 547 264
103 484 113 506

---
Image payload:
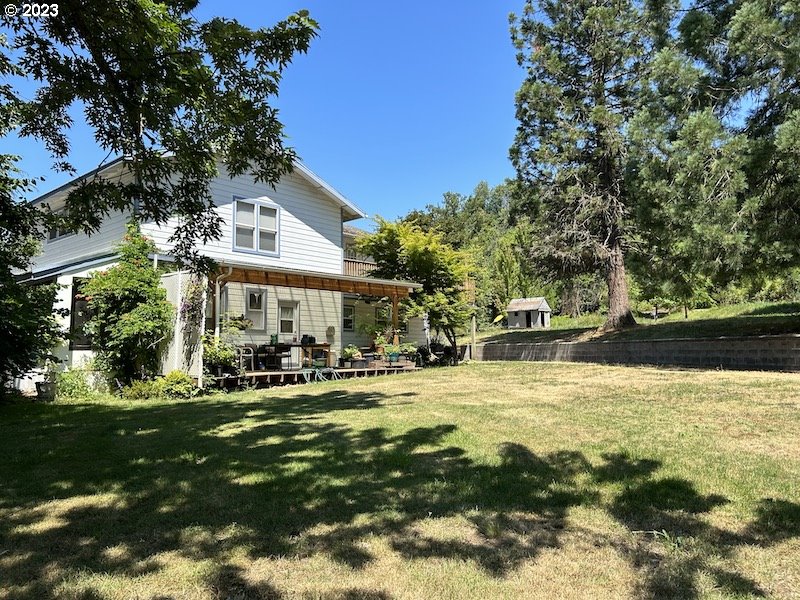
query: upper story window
48 211 74 242
233 198 279 256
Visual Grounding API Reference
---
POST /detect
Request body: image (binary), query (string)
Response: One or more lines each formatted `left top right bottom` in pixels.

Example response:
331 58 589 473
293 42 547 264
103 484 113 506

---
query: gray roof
343 223 369 237
29 157 367 221
507 297 551 312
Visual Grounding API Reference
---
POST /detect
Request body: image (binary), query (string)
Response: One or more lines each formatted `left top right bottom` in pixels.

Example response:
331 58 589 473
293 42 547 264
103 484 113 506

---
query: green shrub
341 344 361 360
82 224 175 385
120 379 163 401
56 368 92 399
159 370 199 399
119 371 199 401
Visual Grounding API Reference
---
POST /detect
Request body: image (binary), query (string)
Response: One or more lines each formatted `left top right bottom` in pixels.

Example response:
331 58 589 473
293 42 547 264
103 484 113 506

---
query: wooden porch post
392 293 399 345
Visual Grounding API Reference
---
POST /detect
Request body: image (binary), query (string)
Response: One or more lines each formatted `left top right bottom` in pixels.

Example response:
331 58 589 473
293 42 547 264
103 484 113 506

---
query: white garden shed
507 297 551 329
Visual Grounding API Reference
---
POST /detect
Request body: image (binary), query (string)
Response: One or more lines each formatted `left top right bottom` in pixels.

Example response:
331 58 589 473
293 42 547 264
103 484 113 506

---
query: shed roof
507 297 551 312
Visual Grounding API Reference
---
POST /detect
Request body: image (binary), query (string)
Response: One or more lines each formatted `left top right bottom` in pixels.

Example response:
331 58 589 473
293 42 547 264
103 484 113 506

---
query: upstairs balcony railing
343 258 376 277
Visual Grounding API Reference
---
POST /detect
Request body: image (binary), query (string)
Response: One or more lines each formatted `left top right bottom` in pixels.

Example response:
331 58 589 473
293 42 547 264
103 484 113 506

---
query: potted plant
35 359 59 401
384 344 401 363
373 333 388 356
202 334 237 377
341 344 361 368
399 342 419 363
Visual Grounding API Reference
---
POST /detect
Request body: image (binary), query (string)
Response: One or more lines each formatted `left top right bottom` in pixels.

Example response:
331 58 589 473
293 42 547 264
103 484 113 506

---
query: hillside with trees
402 0 800 333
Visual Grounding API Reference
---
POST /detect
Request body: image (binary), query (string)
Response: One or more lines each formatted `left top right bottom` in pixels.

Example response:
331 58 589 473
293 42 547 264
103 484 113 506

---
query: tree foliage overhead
82 224 175 385
508 0 667 330
0 157 64 391
355 219 473 363
3 0 318 269
0 44 65 391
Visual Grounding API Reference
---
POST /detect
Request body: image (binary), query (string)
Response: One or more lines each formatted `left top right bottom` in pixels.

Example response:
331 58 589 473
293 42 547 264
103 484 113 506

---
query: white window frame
245 287 266 331
232 196 280 257
278 301 298 339
343 304 355 332
47 210 75 242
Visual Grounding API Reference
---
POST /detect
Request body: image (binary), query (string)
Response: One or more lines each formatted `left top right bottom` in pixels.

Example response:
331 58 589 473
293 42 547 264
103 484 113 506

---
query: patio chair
236 345 256 372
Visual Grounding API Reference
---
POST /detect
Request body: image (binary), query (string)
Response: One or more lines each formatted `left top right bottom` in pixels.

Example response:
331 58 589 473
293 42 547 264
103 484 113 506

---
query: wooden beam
218 266 415 299
392 292 399 345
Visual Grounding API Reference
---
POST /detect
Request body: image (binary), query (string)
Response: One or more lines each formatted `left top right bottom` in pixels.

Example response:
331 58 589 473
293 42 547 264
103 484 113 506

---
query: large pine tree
510 0 669 330
679 0 800 276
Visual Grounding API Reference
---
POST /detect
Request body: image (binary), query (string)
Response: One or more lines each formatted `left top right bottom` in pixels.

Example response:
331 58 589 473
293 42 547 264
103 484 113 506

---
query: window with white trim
48 211 74 241
245 288 266 330
343 305 354 331
233 199 279 254
279 302 297 336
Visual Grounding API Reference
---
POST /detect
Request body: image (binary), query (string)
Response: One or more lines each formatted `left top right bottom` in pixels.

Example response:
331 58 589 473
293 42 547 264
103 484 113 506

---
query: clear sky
6 1 524 226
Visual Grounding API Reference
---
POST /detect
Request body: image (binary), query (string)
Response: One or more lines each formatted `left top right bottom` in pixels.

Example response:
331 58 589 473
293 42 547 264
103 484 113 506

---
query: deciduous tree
0 159 64 392
355 219 472 363
3 0 318 269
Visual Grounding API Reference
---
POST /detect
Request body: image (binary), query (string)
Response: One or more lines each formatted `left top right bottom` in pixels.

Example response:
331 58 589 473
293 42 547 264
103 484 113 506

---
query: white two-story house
19 158 424 385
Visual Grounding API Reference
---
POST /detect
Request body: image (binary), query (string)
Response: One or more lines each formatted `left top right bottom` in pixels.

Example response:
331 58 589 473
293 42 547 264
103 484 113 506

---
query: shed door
540 312 546 327
525 311 532 328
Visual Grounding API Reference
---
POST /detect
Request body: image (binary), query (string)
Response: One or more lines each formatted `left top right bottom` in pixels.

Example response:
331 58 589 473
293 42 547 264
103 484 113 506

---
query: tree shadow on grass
0 396 797 598
596 452 799 600
1 388 589 596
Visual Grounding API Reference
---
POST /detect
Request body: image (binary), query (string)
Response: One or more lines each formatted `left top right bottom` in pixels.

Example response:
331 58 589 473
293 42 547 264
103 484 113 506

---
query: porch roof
216 262 421 299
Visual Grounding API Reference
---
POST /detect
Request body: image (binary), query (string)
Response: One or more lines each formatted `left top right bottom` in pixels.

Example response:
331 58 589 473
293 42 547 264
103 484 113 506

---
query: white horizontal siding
219 282 342 368
32 210 130 274
341 298 427 349
141 167 344 273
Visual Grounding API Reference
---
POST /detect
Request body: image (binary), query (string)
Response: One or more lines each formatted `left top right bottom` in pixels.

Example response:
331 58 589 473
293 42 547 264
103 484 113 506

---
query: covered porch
202 262 422 386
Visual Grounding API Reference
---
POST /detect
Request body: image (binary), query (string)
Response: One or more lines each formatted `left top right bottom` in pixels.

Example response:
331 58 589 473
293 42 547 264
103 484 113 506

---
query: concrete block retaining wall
475 335 800 372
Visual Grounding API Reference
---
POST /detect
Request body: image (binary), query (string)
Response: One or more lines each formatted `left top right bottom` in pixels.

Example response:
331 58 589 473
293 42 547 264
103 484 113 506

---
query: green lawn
466 301 800 344
2 363 799 599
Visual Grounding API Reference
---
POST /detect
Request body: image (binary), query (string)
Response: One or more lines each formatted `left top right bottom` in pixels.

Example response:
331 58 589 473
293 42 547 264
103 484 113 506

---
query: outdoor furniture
259 344 292 371
300 343 331 367
236 345 256 372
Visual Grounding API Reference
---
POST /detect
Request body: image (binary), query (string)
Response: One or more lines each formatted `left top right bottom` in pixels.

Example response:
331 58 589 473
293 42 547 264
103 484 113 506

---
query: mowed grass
1 362 799 599
468 301 800 344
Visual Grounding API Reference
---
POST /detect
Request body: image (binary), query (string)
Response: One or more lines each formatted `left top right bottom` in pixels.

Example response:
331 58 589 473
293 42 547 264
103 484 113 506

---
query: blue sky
7 1 524 225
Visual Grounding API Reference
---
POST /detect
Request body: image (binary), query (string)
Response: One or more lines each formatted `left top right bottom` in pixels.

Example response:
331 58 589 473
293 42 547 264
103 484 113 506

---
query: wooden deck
211 365 421 389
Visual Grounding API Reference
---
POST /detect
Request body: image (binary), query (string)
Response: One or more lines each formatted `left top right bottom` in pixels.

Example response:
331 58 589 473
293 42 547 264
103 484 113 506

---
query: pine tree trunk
561 279 581 318
603 238 636 331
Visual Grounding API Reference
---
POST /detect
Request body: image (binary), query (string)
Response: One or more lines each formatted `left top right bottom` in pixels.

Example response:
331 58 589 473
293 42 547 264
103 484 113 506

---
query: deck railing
343 258 376 277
